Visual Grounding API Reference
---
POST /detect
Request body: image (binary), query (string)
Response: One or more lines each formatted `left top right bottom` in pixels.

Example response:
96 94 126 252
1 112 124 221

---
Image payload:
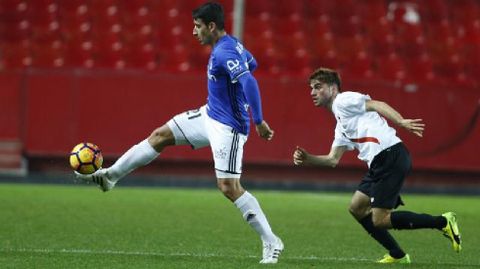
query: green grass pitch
0 183 478 269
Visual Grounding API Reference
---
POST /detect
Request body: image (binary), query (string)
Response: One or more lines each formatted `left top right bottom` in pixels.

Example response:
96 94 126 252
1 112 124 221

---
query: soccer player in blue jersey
75 2 283 264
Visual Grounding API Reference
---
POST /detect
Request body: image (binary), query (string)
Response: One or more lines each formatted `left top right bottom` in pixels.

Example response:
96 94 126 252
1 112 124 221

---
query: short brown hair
192 2 225 30
309 68 342 90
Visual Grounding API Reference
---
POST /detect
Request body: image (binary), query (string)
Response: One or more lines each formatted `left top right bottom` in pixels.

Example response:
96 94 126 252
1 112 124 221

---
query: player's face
310 80 334 107
193 18 212 45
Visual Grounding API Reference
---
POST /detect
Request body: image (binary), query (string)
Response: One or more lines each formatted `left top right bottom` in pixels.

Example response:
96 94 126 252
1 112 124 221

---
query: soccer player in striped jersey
293 67 461 264
75 2 283 264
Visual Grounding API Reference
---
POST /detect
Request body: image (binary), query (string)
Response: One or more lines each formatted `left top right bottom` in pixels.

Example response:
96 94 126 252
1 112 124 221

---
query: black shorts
357 142 412 209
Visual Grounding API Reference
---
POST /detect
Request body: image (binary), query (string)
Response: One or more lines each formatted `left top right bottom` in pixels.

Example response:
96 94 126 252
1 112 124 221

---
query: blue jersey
206 35 257 135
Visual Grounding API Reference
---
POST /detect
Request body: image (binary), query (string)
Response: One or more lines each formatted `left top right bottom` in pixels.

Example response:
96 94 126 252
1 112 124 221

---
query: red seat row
1 0 480 87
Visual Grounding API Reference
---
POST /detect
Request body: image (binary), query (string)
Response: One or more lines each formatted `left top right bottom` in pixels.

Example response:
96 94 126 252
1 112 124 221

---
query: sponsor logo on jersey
226 59 243 74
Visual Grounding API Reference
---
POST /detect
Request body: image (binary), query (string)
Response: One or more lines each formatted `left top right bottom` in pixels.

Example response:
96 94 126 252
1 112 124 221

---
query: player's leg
76 107 209 191
74 126 169 190
372 208 446 230
217 177 283 264
105 125 173 180
207 117 282 264
217 178 279 243
370 143 461 252
349 190 407 262
372 207 461 252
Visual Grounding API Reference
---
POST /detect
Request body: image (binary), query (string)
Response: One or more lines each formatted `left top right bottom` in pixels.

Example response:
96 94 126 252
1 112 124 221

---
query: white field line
0 247 370 262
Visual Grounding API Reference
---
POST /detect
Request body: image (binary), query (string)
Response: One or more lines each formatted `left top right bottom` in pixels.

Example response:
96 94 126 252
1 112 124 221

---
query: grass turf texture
0 183 478 269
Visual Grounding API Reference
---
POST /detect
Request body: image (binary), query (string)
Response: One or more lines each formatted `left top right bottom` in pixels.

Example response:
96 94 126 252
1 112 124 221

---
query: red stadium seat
127 6 153 30
32 41 65 68
332 15 362 37
377 53 406 81
122 0 150 11
244 14 274 36
2 19 32 42
248 43 282 75
420 0 448 23
91 5 122 33
287 47 312 76
392 20 427 58
450 0 479 26
245 0 272 16
430 49 472 86
274 0 305 17
96 41 126 69
343 51 374 79
426 19 452 42
279 13 305 36
311 49 340 70
406 53 435 83
188 42 210 71
330 0 357 19
366 17 395 57
311 30 335 57
65 40 95 68
461 20 480 46
127 41 158 70
0 0 30 21
59 3 90 31
304 0 331 18
334 34 367 65
359 0 387 27
1 40 33 69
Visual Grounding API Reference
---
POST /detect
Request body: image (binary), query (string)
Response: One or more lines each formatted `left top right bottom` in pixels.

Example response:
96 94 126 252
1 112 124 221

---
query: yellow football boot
376 254 411 264
442 212 462 252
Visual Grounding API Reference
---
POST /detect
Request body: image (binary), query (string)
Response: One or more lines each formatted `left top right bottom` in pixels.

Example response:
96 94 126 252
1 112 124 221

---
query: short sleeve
335 92 370 118
332 123 355 150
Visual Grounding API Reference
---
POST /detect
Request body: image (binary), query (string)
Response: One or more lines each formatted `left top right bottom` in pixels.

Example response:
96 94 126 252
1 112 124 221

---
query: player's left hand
400 119 425 137
256 120 274 141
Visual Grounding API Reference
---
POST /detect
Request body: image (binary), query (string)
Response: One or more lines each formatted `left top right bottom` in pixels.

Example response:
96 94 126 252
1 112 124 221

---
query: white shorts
166 105 248 179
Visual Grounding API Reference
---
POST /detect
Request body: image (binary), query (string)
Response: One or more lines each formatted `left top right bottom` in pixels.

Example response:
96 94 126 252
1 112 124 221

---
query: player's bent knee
348 203 368 220
371 212 391 228
217 179 244 201
148 125 175 151
371 217 386 228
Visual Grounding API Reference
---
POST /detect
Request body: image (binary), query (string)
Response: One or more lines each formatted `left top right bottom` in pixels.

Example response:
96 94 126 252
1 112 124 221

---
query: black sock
359 214 406 259
391 211 447 230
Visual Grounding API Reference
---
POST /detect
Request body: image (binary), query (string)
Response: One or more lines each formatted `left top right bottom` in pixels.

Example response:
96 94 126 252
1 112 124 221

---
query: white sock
107 139 159 182
234 191 277 243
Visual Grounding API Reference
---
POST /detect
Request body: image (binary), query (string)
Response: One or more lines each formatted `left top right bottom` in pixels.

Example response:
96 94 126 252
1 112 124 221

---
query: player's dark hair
192 2 225 30
309 68 342 91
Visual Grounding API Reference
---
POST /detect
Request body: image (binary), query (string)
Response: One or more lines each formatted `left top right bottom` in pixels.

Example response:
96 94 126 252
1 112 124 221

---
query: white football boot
74 168 117 192
259 236 284 264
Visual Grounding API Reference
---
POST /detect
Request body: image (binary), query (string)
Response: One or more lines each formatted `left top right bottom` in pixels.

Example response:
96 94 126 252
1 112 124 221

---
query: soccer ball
69 142 103 174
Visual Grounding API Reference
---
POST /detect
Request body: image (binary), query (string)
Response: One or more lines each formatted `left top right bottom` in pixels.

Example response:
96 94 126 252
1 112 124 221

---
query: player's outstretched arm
293 146 347 167
366 100 425 137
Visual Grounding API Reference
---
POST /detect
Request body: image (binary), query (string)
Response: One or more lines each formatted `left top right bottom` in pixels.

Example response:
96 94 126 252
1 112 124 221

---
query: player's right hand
256 120 274 141
293 146 309 166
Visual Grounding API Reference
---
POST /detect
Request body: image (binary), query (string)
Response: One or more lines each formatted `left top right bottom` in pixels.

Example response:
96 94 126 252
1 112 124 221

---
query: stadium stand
0 0 479 87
